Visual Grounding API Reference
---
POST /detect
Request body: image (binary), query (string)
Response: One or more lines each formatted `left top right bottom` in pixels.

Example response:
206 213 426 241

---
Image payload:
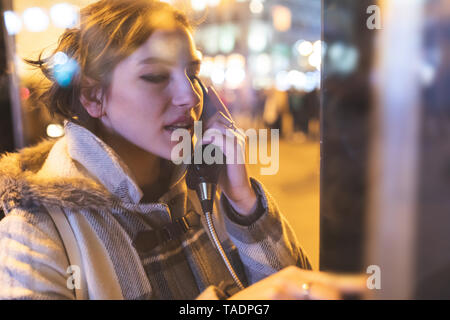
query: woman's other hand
228 266 368 300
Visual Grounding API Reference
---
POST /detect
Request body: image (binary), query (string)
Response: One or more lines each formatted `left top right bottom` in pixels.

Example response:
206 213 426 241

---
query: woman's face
100 26 202 160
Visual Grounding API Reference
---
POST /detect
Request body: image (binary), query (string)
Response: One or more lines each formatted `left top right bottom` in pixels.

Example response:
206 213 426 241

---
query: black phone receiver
187 76 224 214
194 76 217 123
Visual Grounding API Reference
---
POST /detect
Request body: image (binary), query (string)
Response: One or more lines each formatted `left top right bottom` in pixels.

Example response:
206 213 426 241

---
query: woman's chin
139 130 193 162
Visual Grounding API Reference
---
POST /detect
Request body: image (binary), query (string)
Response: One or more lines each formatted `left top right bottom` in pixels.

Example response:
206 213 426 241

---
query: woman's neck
95 122 172 202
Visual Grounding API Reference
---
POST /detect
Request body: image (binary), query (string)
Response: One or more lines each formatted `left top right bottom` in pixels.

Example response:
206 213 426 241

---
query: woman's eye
140 74 170 83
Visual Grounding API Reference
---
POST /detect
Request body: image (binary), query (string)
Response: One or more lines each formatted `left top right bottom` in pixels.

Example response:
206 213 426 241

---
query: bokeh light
211 68 225 85
50 3 79 29
304 71 320 92
249 0 264 14
297 40 313 56
313 40 322 55
248 22 268 52
202 26 220 54
275 70 290 91
328 42 359 75
208 0 221 6
227 53 245 69
199 56 214 78
3 10 22 35
308 52 321 69
196 50 203 61
191 0 207 11
225 67 246 89
211 55 226 85
20 87 30 100
249 53 271 76
46 124 65 138
23 7 49 32
272 5 291 32
219 24 236 53
52 51 79 87
53 51 69 65
287 70 307 90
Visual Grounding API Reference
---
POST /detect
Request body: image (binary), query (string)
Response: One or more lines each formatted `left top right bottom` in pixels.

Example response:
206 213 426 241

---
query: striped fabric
0 121 311 299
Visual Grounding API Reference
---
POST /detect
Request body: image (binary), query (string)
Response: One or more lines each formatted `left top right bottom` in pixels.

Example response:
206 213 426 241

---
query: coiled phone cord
187 77 245 291
204 211 245 290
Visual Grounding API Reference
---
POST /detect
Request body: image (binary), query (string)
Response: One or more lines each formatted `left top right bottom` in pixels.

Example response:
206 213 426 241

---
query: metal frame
1 0 24 149
365 0 424 299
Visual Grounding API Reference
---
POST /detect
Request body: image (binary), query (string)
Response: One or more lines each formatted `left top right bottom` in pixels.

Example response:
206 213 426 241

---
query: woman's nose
172 75 201 109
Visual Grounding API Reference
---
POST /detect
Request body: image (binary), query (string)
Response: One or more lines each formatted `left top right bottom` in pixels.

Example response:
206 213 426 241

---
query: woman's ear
80 83 105 118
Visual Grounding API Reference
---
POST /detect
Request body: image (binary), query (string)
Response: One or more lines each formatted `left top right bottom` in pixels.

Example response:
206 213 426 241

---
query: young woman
0 0 361 300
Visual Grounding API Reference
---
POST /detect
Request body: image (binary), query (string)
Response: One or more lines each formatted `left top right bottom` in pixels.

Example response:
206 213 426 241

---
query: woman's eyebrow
138 57 202 66
139 57 174 65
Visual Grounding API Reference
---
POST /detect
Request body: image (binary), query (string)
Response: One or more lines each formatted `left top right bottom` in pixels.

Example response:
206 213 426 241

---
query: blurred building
2 0 321 143
185 0 321 110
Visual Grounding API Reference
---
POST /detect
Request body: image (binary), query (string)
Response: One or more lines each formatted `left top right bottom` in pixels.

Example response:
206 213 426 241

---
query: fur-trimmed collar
0 137 118 214
0 121 189 216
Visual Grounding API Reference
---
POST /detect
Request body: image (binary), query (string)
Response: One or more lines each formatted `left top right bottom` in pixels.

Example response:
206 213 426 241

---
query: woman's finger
202 123 245 162
218 111 233 124
307 282 342 300
212 114 247 142
204 109 237 133
280 267 367 297
204 119 246 145
206 124 246 150
204 110 230 130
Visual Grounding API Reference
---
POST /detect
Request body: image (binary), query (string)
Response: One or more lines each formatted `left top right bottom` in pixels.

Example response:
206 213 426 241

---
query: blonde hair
26 0 192 131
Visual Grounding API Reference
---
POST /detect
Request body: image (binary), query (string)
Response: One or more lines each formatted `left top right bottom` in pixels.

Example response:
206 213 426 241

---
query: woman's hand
201 87 257 216
228 266 367 300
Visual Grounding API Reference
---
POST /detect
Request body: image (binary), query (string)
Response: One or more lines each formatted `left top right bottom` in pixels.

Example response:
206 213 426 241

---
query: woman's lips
164 116 195 133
